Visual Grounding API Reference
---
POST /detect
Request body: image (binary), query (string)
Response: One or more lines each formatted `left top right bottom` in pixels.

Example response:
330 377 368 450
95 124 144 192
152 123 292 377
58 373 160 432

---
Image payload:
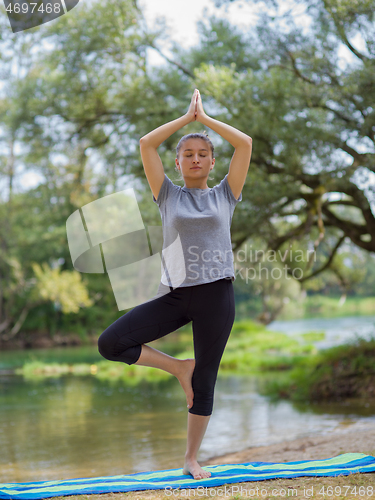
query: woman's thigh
190 278 235 365
98 285 192 363
188 278 235 415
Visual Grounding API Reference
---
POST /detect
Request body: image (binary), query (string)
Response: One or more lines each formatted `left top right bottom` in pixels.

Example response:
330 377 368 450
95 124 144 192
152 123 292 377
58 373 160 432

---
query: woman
98 89 252 480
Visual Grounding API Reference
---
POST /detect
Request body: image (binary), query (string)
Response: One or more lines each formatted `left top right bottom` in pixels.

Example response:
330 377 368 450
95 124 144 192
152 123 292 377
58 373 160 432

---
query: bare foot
183 457 211 479
176 358 195 409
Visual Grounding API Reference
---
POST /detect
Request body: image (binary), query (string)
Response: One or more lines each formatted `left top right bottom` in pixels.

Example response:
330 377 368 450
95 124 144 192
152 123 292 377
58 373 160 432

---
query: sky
137 0 310 66
138 0 261 64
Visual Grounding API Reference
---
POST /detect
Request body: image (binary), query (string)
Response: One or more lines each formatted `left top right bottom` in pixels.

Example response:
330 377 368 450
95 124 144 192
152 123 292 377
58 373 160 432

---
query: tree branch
330 16 369 62
298 234 346 282
0 305 30 341
67 111 125 142
268 213 314 252
286 50 316 85
146 41 194 78
321 205 374 251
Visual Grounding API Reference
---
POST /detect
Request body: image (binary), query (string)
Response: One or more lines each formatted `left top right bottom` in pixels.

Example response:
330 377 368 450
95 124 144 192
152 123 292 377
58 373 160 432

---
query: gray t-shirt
152 173 242 287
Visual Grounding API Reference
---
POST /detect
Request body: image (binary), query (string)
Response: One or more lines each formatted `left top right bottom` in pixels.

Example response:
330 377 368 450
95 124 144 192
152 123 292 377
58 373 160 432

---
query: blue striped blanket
0 453 374 499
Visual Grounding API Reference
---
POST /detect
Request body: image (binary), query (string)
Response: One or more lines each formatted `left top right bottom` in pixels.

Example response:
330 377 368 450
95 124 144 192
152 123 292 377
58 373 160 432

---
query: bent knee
97 331 115 360
98 330 141 365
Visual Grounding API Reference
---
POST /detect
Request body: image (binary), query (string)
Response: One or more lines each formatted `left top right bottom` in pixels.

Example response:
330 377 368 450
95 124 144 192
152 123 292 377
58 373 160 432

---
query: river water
1 315 375 484
267 314 375 349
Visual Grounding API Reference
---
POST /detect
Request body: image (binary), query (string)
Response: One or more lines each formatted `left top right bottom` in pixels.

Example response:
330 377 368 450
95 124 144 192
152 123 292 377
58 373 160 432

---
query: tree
0 0 156 340
2 0 375 338
163 1 375 291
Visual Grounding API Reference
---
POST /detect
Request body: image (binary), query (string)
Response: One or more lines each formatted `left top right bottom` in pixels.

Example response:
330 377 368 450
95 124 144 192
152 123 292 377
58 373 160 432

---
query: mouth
190 167 201 170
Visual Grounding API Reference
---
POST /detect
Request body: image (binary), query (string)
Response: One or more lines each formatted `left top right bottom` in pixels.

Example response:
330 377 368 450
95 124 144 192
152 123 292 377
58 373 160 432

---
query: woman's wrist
184 112 196 124
196 112 209 125
182 113 194 125
197 114 251 148
140 114 192 148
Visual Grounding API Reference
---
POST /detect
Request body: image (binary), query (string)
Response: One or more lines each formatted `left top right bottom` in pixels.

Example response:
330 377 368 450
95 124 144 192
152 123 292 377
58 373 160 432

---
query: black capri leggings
98 278 235 416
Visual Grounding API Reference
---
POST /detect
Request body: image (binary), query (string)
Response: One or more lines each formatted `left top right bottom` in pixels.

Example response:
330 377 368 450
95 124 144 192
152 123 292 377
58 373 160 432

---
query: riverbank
47 420 375 500
2 295 374 350
202 418 375 465
0 330 98 350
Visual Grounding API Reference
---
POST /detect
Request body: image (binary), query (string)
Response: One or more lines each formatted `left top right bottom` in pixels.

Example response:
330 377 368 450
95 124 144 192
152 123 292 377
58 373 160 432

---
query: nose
192 155 199 164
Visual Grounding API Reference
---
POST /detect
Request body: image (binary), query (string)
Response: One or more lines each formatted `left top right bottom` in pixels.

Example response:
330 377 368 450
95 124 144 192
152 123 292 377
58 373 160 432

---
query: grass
168 320 319 376
279 295 375 320
234 294 375 322
15 319 318 380
15 359 172 383
261 337 375 402
15 320 375 406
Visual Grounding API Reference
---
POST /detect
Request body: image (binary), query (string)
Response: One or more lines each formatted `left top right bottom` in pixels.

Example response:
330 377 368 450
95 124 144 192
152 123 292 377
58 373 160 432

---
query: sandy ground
202 419 375 465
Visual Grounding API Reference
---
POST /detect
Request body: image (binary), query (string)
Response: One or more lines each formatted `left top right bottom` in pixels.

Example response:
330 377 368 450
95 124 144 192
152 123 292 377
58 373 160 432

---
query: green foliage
14 319 319 381
31 262 93 313
300 331 326 342
218 319 316 374
188 0 375 291
1 0 375 341
93 361 172 384
15 361 85 380
176 16 259 72
262 337 375 401
16 360 172 383
298 294 375 318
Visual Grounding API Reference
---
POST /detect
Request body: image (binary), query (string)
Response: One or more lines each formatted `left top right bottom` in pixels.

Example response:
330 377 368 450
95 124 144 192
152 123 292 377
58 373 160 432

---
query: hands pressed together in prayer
186 89 207 123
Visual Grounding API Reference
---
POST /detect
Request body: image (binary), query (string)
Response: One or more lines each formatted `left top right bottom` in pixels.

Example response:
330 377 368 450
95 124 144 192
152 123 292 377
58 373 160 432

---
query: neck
183 179 209 189
184 184 209 189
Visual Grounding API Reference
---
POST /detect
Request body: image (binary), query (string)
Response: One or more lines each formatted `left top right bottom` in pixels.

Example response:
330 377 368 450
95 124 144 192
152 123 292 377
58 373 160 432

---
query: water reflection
210 376 375 458
1 374 375 484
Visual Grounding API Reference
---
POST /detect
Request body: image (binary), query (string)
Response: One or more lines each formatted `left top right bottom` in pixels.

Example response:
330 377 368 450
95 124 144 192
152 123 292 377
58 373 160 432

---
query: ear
175 158 180 168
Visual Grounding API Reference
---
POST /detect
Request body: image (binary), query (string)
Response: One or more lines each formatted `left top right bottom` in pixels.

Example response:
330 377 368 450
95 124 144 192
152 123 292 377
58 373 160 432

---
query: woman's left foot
176 358 195 409
183 458 211 479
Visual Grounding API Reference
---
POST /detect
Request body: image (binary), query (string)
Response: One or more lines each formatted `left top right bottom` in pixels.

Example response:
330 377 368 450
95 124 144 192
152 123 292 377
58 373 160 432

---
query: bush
261 338 375 401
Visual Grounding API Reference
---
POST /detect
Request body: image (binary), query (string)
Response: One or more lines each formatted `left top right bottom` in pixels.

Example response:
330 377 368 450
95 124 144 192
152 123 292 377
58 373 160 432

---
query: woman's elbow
237 136 252 150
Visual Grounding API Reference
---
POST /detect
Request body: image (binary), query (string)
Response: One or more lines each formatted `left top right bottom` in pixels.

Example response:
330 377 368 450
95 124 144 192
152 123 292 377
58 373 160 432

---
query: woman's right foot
176 358 195 409
183 457 211 479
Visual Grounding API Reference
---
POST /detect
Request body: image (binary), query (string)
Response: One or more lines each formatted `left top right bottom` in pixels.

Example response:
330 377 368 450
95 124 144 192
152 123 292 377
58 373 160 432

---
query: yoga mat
1 453 374 499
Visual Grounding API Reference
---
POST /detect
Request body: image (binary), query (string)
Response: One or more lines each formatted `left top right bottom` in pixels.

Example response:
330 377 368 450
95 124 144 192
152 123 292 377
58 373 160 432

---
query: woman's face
175 138 215 182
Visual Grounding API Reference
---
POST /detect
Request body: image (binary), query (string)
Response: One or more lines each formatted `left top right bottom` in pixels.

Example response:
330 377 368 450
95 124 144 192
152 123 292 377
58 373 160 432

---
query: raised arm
195 90 252 200
139 90 198 201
